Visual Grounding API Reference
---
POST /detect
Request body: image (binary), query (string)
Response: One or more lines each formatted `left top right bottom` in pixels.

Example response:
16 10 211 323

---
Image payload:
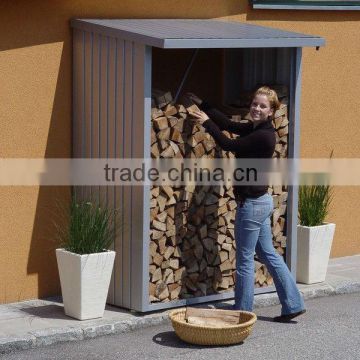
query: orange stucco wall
1 1 359 303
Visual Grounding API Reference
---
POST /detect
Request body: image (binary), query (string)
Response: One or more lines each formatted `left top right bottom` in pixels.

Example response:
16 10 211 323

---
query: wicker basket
169 308 257 346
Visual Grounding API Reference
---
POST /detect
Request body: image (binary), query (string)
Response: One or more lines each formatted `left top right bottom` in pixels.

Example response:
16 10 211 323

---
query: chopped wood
153 116 168 131
186 104 201 114
160 193 171 210
151 128 157 145
204 193 219 206
176 104 187 113
164 270 174 284
152 220 167 232
156 282 169 300
273 185 282 195
272 208 281 225
151 143 160 158
279 216 286 231
185 307 241 325
150 198 157 209
229 249 236 262
279 204 287 216
167 206 175 219
170 285 182 300
156 211 167 223
169 258 180 270
166 225 176 237
187 136 198 148
173 118 185 133
225 200 236 212
158 139 168 151
169 140 180 155
219 251 228 262
161 260 170 269
272 222 282 237
193 131 207 143
205 204 218 216
194 244 204 260
150 207 159 221
152 230 164 240
161 185 174 199
168 116 178 128
151 267 162 282
151 186 160 198
164 104 178 117
157 236 166 255
153 89 173 108
220 259 233 272
174 266 186 281
173 246 181 258
203 139 216 152
156 126 170 140
217 204 228 216
198 224 207 239
217 234 227 244
149 91 289 302
212 185 225 197
149 264 156 275
278 126 288 137
149 282 156 296
164 246 175 260
149 242 158 257
151 107 164 120
202 237 214 251
160 146 174 158
221 243 232 252
170 128 184 143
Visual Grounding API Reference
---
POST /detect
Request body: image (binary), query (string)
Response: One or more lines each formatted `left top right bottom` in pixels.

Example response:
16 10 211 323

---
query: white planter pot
296 223 336 284
56 248 115 320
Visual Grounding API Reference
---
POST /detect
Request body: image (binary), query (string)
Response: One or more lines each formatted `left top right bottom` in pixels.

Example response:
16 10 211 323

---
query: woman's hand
188 109 209 125
185 92 203 106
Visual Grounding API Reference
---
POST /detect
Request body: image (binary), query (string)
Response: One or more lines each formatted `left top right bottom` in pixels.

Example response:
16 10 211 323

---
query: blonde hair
253 86 281 120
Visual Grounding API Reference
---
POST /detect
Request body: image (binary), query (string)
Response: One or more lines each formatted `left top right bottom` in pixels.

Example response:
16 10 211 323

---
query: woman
187 86 306 322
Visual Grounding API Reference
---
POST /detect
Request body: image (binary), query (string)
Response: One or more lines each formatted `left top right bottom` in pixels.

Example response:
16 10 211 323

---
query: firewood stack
149 87 289 302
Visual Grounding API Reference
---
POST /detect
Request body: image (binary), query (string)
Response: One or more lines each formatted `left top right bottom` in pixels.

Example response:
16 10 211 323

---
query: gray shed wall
73 28 151 310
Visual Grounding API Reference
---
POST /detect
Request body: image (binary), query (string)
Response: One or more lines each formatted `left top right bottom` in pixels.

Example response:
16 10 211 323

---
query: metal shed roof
71 19 325 49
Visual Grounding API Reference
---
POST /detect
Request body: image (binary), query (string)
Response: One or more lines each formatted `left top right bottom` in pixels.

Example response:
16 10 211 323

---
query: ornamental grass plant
55 197 118 255
298 185 333 227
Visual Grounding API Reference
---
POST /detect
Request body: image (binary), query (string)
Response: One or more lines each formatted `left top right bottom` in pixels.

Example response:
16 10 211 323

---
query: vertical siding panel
84 31 93 201
92 33 101 204
114 39 125 306
99 35 108 206
106 36 117 304
73 29 85 201
131 44 152 311
122 40 133 308
73 29 84 159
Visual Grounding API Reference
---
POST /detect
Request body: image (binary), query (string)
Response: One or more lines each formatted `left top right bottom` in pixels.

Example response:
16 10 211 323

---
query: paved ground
2 293 359 360
0 255 359 355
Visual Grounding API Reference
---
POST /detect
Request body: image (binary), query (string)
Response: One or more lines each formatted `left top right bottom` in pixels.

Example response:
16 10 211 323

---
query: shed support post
287 47 302 277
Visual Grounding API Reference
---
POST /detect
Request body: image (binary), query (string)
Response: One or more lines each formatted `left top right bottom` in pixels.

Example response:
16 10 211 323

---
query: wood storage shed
71 19 324 312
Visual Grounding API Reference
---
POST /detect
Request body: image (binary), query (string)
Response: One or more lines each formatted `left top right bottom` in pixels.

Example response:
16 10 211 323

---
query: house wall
1 0 359 303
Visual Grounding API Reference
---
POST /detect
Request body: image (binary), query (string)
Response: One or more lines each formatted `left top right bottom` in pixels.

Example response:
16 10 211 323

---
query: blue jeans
234 193 305 315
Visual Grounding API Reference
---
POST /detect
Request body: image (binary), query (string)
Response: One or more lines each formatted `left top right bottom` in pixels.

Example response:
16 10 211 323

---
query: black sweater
200 102 276 202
